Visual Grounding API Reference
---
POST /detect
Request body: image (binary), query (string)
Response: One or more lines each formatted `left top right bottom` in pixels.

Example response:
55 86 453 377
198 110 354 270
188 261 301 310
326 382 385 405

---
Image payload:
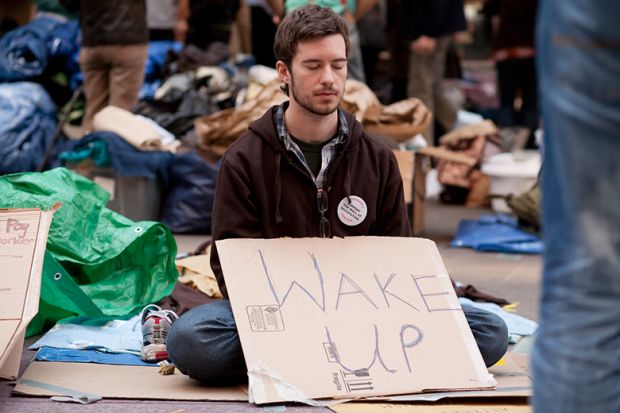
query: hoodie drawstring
274 151 284 224
342 152 352 203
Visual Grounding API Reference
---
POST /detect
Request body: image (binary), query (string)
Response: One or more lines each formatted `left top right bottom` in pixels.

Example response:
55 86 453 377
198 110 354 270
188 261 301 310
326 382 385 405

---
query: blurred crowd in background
0 0 539 146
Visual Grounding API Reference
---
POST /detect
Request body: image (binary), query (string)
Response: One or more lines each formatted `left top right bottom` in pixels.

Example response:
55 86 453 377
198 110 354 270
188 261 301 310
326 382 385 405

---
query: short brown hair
274 5 350 93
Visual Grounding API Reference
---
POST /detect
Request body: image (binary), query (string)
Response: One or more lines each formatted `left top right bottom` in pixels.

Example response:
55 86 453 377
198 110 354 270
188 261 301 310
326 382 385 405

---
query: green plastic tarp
0 167 178 336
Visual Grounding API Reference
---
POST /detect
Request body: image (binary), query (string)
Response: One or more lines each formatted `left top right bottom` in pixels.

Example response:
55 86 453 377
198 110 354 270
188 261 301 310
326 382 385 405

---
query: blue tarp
35 347 155 367
144 41 182 82
452 214 544 254
0 14 79 82
140 40 183 99
0 82 57 174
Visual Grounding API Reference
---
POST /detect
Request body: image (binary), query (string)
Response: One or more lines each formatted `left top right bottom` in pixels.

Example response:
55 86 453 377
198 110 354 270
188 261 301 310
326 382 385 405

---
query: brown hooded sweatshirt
210 105 412 297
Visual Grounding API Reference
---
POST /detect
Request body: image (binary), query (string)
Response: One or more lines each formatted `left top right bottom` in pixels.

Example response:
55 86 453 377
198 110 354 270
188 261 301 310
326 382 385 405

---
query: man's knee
167 301 247 384
462 304 509 367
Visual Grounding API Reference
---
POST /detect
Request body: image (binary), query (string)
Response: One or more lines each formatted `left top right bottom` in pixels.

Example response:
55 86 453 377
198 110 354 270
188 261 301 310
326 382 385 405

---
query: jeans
532 1 620 412
167 299 508 384
496 57 538 133
346 20 366 83
407 36 458 145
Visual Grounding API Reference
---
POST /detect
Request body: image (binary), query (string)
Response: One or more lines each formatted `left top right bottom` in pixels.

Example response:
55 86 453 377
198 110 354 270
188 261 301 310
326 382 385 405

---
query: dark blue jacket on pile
0 14 79 82
0 82 57 175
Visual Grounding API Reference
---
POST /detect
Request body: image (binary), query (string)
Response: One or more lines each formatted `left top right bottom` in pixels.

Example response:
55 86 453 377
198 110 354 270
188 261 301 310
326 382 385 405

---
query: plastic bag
0 168 178 336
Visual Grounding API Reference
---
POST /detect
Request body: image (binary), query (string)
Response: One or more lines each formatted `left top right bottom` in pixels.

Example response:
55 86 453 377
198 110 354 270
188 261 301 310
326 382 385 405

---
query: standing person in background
483 0 538 147
146 0 189 42
400 0 466 145
532 1 620 412
357 0 386 92
61 0 148 133
233 0 253 56
247 0 283 67
386 0 408 103
278 0 379 83
185 0 240 50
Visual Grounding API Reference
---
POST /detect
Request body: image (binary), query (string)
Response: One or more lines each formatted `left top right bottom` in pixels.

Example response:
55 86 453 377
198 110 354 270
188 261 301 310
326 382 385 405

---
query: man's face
279 34 347 116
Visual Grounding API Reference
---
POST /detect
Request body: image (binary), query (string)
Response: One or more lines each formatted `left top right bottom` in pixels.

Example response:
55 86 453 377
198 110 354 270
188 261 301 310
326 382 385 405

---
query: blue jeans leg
533 1 620 412
462 304 508 367
167 300 247 385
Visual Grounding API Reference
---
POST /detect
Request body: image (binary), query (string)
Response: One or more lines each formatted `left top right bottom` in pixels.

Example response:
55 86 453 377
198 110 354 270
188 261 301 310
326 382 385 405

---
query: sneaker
140 304 178 362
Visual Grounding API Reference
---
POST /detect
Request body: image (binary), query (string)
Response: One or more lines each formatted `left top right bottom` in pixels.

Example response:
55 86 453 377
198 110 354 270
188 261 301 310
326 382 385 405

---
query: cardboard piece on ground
372 352 531 402
417 146 477 167
217 237 496 405
0 208 56 380
13 361 248 401
331 401 531 413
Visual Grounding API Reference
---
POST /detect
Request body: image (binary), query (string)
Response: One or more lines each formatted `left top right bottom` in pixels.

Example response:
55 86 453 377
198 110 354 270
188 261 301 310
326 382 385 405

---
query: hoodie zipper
283 151 321 190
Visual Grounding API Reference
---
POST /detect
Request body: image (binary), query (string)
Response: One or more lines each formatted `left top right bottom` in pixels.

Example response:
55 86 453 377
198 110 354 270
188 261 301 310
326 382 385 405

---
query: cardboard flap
417 147 478 166
0 208 55 379
217 237 496 404
14 362 248 401
439 121 499 145
393 150 415 204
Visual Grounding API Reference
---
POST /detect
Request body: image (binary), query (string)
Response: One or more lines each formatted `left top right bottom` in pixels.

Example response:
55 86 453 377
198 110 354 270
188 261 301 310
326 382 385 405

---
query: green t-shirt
291 136 331 178
285 0 356 16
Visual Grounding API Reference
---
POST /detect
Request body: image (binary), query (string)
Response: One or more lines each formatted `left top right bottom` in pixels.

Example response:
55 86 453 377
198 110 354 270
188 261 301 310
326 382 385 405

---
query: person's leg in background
79 47 110 133
431 38 459 140
250 5 277 67
519 56 539 147
533 1 620 412
495 58 518 128
107 44 148 113
407 35 453 145
345 20 366 83
361 44 380 90
387 28 408 103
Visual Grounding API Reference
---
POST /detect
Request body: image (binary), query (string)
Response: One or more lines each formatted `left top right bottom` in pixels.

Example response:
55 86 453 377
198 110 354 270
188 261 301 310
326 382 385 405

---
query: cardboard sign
0 208 56 379
217 237 496 404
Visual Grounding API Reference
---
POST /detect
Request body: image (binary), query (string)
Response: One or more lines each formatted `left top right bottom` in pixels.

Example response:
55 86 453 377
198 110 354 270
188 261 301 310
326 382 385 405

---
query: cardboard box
393 148 477 236
66 162 162 222
217 237 496 404
0 207 56 379
393 150 430 237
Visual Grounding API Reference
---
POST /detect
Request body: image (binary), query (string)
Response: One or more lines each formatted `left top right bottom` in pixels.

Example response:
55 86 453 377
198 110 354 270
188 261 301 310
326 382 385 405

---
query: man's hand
410 35 437 55
174 18 189 43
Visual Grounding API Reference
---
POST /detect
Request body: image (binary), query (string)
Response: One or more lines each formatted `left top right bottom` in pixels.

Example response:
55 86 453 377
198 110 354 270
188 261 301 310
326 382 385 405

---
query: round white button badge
337 196 368 226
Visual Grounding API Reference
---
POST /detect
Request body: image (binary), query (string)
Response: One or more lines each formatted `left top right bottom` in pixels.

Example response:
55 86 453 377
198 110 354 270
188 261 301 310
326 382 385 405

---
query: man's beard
289 75 343 116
